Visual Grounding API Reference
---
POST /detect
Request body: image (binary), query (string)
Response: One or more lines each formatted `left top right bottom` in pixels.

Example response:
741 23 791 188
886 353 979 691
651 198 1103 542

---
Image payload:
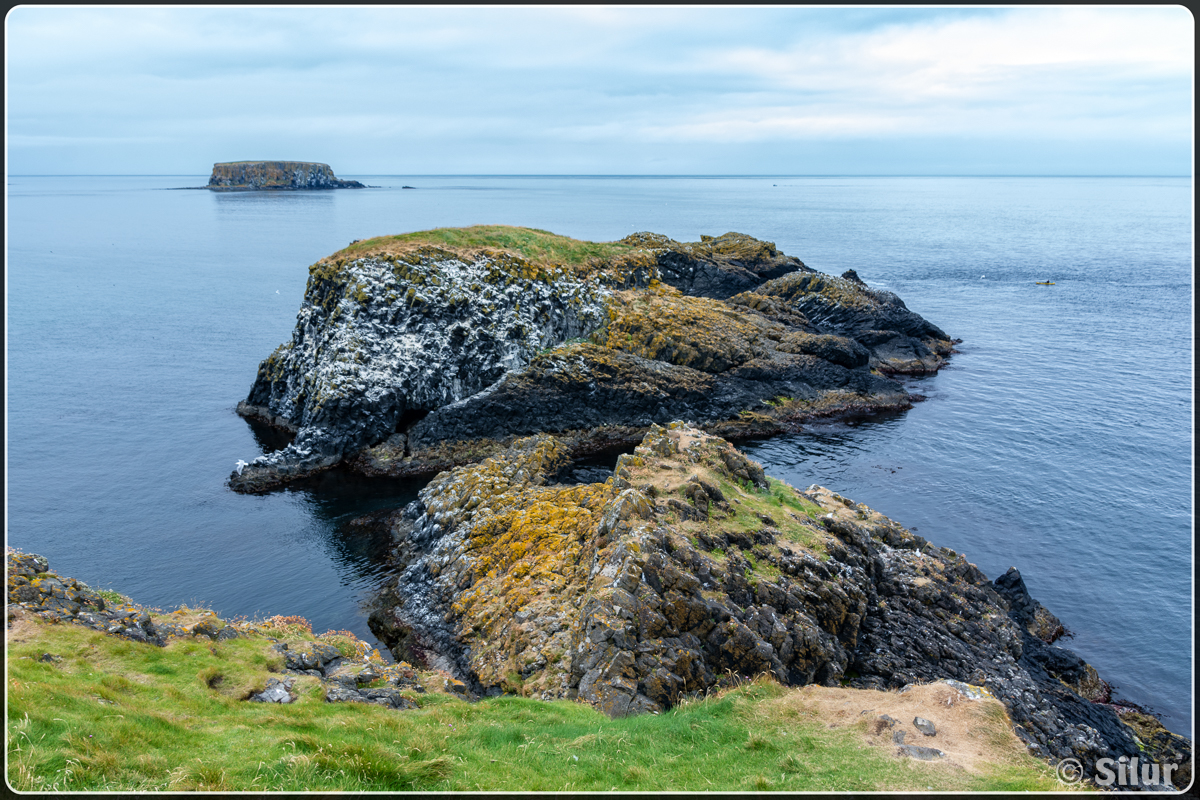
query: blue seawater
5 175 1191 733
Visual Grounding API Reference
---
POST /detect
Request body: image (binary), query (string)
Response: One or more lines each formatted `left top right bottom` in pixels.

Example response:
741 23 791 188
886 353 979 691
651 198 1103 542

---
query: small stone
870 714 898 735
913 717 937 736
324 683 365 704
192 618 222 640
897 744 944 760
892 730 907 744
249 678 295 704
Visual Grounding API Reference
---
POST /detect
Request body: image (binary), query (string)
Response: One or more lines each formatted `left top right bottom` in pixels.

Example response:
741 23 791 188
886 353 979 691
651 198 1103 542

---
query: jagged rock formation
6 551 471 714
207 161 364 191
231 227 955 492
364 424 1190 790
7 552 238 646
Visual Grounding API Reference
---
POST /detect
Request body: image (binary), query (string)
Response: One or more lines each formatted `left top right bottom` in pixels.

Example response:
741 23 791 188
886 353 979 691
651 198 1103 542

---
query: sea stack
206 161 365 191
230 227 955 493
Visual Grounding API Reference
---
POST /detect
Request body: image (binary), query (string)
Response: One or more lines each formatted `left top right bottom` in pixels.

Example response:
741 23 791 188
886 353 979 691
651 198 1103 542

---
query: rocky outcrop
207 161 365 191
5 551 451 714
364 424 1190 790
6 552 242 647
230 227 955 492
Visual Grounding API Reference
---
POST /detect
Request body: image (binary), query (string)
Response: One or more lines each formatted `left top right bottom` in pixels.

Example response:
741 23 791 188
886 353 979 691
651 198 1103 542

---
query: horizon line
6 173 1192 179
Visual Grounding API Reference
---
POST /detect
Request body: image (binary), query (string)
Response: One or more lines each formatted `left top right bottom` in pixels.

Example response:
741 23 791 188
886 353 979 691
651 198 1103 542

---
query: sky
4 5 1194 176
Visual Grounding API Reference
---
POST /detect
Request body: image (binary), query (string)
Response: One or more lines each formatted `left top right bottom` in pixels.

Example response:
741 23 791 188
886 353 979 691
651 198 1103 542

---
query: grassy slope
6 613 1071 792
331 225 640 269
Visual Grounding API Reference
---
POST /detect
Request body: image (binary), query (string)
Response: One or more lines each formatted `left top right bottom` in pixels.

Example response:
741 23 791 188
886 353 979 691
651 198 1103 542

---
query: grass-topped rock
362 424 1188 788
230 226 954 492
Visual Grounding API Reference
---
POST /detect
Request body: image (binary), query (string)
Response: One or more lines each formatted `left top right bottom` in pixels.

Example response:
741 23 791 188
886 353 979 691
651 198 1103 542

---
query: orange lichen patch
452 482 615 688
420 435 619 692
592 286 780 373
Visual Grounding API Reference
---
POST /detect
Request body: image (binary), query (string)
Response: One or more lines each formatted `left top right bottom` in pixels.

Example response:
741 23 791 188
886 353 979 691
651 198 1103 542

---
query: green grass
7 621 1068 792
94 588 129 606
335 225 640 269
705 472 827 556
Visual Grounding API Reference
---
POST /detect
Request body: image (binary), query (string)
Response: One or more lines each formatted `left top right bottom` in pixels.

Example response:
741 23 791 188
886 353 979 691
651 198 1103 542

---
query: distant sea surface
6 175 1192 733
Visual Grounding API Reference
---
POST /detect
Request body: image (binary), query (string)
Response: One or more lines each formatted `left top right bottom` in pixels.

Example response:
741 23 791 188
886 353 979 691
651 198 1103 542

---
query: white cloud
688 6 1193 138
4 6 1192 174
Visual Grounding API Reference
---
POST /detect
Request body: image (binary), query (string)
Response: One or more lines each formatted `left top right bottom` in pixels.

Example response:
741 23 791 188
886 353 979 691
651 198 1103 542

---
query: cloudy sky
5 6 1193 176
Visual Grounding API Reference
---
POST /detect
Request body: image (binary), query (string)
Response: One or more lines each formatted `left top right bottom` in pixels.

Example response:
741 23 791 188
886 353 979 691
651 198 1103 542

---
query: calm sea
5 175 1192 733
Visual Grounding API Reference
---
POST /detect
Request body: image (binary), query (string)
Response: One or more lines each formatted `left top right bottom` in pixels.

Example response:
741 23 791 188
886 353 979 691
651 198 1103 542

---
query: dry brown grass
5 607 43 646
766 683 1033 777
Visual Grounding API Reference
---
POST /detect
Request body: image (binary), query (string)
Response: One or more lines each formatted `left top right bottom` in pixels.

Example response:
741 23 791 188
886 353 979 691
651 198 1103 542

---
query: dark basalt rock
5 554 236 648
631 231 810 299
230 228 955 492
361 424 1189 789
732 271 953 374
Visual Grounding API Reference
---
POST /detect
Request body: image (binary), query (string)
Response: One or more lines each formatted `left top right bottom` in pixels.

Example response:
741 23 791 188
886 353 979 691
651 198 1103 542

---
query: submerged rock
362 423 1189 787
230 227 953 492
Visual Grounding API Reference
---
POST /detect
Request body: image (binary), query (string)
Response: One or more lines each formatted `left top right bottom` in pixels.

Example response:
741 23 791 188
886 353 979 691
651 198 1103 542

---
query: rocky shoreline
5 551 465 712
359 423 1190 791
10 421 1191 790
229 228 955 493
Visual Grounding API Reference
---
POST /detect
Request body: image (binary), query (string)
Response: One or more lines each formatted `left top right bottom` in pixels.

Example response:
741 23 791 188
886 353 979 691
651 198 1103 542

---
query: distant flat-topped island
204 160 365 191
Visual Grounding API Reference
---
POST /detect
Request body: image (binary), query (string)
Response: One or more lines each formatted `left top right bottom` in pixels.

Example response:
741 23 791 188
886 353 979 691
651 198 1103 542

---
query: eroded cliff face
364 424 1190 789
207 161 364 190
230 228 955 492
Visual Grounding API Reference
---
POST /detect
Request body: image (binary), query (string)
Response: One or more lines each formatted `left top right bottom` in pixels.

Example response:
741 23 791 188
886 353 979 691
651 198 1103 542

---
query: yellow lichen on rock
592 287 775 373
452 483 614 691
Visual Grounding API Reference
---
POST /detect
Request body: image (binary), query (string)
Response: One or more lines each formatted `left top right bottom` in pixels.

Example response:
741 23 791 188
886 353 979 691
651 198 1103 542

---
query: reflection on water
290 468 425 586
244 415 294 453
